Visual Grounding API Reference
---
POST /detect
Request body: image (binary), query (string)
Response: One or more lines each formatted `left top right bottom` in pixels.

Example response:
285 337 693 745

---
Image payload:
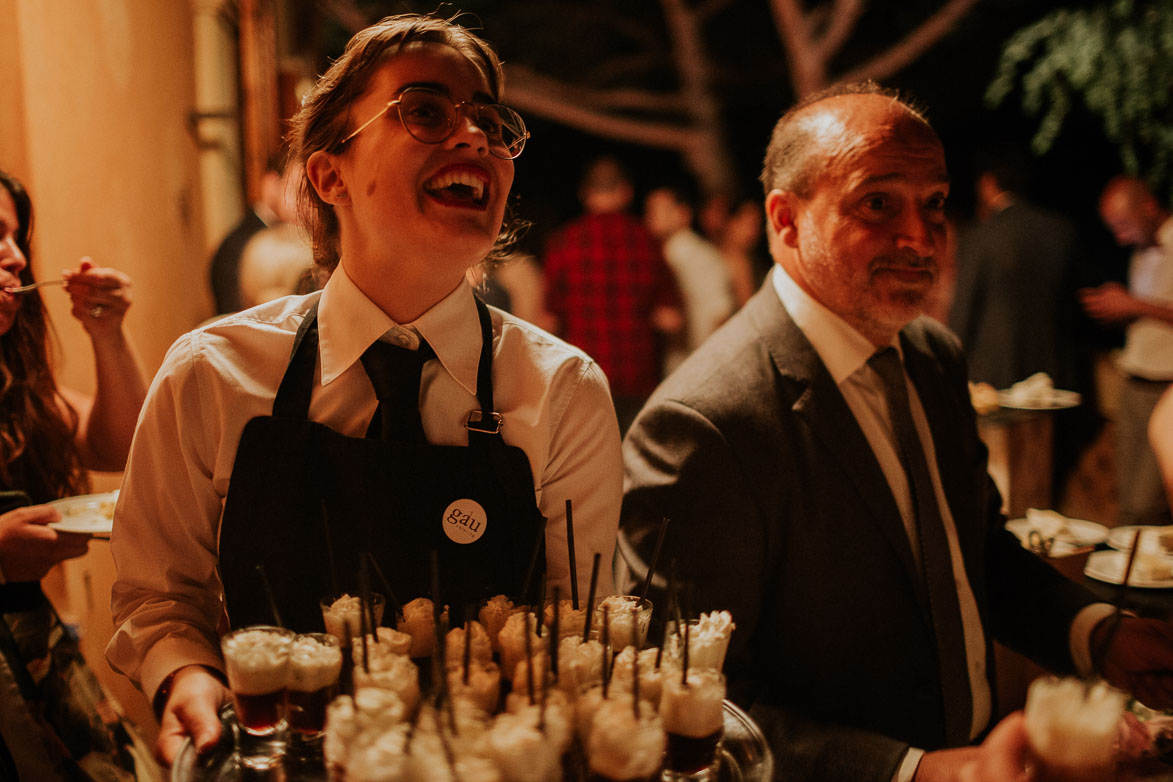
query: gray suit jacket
619 280 1098 782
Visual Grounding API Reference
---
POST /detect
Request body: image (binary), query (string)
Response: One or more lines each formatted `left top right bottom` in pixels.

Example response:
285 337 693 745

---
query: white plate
1085 550 1173 588
1107 525 1173 553
48 490 118 536
996 389 1082 410
1006 516 1108 550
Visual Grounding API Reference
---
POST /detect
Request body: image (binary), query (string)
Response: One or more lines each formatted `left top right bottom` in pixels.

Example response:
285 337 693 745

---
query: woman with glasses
108 14 621 765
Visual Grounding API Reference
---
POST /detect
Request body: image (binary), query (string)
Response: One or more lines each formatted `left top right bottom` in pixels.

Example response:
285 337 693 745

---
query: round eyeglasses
339 87 529 160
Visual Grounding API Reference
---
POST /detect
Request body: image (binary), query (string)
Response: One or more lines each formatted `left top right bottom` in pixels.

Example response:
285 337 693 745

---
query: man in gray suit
619 83 1173 782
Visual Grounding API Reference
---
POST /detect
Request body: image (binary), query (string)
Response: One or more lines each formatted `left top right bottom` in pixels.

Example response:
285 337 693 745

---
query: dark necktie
869 347 972 747
360 337 434 444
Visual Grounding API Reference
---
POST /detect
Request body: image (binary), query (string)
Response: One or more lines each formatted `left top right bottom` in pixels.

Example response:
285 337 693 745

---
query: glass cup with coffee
220 625 296 770
285 632 343 749
659 669 726 781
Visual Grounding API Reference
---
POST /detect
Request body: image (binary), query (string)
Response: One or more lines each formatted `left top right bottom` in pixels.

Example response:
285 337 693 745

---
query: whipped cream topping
446 620 493 664
479 594 524 653
221 628 293 694
588 699 666 780
660 670 726 738
1024 676 1125 770
288 634 343 692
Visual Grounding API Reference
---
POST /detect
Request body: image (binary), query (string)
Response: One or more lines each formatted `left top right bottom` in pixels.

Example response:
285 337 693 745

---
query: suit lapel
746 287 929 617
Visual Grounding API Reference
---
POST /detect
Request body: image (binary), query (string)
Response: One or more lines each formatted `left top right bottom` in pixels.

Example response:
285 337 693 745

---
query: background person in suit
947 149 1096 502
619 83 1173 782
948 149 1087 393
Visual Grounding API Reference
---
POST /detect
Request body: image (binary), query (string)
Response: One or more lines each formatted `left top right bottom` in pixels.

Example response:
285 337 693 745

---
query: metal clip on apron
220 297 547 631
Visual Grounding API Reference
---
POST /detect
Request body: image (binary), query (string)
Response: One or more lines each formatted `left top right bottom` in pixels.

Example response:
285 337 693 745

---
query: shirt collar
770 264 899 384
317 263 482 395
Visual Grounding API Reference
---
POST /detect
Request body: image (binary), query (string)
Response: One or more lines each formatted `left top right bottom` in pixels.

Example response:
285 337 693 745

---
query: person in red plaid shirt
543 156 683 432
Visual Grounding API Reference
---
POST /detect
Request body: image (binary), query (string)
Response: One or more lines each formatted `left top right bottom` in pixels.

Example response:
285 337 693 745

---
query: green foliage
986 0 1173 202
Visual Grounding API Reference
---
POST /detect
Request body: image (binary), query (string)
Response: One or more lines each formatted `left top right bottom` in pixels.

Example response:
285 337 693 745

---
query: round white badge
442 499 488 544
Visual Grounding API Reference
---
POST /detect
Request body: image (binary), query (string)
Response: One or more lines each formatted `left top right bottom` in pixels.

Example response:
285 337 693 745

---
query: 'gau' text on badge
442 499 487 544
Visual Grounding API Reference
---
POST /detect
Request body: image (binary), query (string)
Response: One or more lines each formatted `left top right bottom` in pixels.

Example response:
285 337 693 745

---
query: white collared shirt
107 263 622 701
1120 217 1173 380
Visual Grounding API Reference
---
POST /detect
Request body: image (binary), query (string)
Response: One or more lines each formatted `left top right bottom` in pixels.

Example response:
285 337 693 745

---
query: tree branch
504 83 703 150
315 0 367 34
769 0 824 96
506 65 686 114
660 0 737 190
697 0 736 23
814 0 865 63
840 0 980 84
582 52 672 88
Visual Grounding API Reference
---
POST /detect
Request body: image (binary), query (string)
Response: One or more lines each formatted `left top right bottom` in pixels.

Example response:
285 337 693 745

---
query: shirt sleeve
539 358 622 600
106 331 229 702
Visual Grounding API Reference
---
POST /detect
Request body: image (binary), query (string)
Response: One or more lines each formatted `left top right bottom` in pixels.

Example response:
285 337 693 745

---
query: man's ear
306 150 349 205
766 189 800 249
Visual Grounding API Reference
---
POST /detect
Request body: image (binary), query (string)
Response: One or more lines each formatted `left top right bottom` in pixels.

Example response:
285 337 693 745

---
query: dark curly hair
0 170 88 503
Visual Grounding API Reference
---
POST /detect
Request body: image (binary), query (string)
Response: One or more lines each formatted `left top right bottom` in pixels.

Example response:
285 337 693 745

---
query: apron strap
466 297 503 439
273 301 320 420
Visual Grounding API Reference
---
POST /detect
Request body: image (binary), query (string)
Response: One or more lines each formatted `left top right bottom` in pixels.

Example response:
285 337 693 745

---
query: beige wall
6 0 213 388
1 0 225 749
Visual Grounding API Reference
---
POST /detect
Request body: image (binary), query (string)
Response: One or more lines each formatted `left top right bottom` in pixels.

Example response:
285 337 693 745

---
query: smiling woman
106 14 623 768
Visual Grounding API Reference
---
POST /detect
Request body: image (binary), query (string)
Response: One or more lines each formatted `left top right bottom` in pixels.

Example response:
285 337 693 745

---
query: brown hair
289 13 521 271
759 81 930 198
0 170 88 502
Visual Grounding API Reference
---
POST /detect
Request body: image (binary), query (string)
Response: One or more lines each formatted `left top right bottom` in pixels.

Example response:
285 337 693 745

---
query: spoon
4 279 66 294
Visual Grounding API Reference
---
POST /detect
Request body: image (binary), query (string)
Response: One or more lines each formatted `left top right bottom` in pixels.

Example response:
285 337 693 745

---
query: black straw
539 659 548 734
566 500 579 609
638 517 670 602
358 557 378 643
551 587 561 683
523 612 536 706
322 502 339 596
255 564 284 628
631 612 641 720
357 561 374 685
535 580 546 639
356 575 370 675
582 553 601 642
681 621 691 686
462 609 473 686
520 517 549 603
602 604 611 699
366 552 402 624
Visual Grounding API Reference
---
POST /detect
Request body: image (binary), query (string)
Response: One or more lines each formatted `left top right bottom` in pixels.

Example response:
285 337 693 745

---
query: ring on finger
89 304 104 318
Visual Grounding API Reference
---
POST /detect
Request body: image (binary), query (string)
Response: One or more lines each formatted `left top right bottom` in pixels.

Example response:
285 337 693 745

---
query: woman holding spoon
0 168 149 778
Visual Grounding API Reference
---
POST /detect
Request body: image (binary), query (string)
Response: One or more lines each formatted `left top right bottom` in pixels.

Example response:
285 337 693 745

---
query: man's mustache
869 251 937 275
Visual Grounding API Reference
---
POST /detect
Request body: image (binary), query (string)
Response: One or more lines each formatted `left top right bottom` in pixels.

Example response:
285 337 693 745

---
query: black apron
219 297 547 632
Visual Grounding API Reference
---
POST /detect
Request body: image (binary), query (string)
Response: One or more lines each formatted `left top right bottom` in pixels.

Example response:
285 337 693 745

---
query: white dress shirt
107 263 622 701
1120 217 1173 381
